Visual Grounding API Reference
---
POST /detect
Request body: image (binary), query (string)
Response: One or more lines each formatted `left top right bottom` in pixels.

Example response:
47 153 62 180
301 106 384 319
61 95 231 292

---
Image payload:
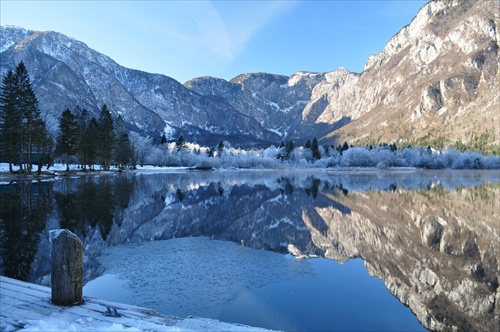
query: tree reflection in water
0 174 134 283
54 175 134 240
0 181 52 281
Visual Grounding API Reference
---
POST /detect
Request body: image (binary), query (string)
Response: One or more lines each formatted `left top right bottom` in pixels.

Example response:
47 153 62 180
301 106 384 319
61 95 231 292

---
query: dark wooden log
50 229 84 305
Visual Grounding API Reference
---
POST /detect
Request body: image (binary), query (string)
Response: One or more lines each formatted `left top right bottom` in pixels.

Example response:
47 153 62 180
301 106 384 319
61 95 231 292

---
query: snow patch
163 123 176 139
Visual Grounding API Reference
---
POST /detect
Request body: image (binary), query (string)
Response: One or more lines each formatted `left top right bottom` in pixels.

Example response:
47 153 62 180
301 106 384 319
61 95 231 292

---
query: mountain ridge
1 0 498 150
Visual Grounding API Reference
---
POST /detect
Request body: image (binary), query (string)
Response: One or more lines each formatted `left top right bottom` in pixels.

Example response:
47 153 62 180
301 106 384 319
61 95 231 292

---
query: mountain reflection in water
0 169 498 331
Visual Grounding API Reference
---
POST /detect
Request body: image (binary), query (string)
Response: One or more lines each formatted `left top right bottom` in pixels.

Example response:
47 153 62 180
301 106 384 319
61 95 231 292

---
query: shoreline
1 163 499 183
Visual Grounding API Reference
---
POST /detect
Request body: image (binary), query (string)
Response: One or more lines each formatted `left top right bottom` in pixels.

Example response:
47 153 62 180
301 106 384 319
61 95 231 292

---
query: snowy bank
0 276 277 332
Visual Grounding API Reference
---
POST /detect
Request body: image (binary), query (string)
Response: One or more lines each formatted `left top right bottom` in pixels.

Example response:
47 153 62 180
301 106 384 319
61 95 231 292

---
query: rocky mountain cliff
322 0 500 150
0 0 498 149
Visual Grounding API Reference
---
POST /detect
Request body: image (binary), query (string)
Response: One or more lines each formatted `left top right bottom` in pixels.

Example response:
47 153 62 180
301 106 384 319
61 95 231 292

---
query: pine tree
338 141 349 155
176 135 185 152
305 139 312 149
56 108 79 171
16 62 44 172
160 133 167 145
114 116 132 169
115 132 132 169
34 118 52 174
0 70 18 172
311 138 321 160
0 63 48 173
285 140 295 157
85 117 99 169
97 104 115 170
74 106 88 169
217 140 224 157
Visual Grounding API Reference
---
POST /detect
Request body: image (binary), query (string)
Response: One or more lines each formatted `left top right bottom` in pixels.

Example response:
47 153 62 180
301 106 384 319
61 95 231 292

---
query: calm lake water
1 169 498 331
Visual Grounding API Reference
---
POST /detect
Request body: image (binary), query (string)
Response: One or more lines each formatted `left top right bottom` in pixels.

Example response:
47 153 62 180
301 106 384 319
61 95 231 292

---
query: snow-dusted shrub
126 133 499 170
263 145 278 160
482 154 500 169
437 149 461 168
373 149 402 167
148 146 166 166
451 151 485 169
340 147 376 167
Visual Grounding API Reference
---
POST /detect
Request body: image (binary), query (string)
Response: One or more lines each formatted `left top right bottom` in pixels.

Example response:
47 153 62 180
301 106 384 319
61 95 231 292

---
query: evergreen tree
85 117 99 169
75 106 90 170
285 140 295 156
97 104 115 170
217 140 224 157
338 141 349 155
114 115 132 168
56 108 79 171
277 140 295 161
0 70 18 172
0 63 48 173
323 144 330 155
16 62 44 172
176 135 185 152
160 133 167 145
115 132 132 169
311 137 321 160
34 118 52 175
305 139 312 149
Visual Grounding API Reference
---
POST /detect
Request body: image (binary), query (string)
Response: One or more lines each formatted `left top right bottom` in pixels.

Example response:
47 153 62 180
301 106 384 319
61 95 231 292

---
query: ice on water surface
86 237 313 318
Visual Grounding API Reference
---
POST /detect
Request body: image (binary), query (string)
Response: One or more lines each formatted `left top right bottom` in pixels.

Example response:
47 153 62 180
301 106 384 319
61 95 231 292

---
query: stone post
50 229 84 305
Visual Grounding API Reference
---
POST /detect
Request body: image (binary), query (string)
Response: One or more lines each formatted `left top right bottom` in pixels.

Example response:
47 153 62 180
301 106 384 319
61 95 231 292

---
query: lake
0 168 498 331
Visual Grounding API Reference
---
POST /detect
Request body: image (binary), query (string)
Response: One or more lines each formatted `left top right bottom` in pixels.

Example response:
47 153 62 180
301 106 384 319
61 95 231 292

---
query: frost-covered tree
131 133 153 167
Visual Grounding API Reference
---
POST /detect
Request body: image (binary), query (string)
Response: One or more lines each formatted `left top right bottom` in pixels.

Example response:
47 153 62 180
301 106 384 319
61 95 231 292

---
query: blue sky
1 1 426 83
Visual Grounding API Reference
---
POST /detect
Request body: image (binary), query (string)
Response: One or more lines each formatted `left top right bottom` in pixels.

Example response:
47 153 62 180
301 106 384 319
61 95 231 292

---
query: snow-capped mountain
0 27 282 147
0 0 498 148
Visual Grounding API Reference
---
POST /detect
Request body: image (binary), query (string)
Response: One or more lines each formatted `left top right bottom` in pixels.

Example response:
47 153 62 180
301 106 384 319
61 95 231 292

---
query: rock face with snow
0 28 280 147
321 0 500 148
0 0 498 148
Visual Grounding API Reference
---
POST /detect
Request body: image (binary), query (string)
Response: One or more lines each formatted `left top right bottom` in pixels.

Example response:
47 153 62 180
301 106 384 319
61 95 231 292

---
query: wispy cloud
185 1 233 60
183 1 297 61
104 1 296 80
